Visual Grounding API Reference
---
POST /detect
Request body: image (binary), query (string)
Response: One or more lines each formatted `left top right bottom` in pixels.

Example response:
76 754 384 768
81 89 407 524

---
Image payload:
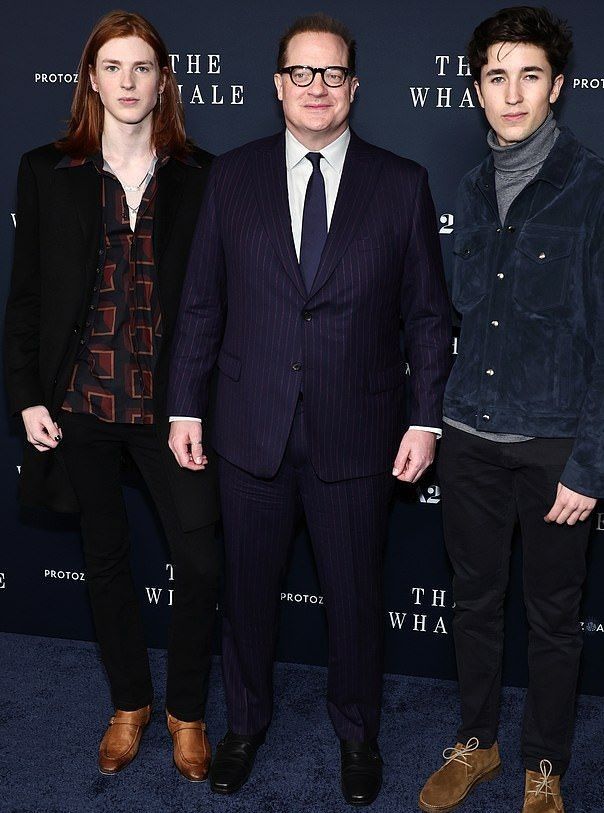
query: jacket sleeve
3 153 45 415
400 166 452 428
167 160 226 419
560 206 604 497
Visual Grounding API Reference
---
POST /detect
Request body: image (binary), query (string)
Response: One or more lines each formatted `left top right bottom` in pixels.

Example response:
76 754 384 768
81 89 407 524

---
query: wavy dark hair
57 10 189 157
468 6 572 82
277 13 357 74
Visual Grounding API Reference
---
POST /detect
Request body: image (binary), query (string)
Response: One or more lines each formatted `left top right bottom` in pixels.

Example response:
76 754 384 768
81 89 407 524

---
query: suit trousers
58 411 221 720
439 424 591 774
218 399 393 741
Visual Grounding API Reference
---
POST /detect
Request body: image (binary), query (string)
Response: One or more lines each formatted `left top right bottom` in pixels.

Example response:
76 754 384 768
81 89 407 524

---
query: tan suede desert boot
419 737 501 812
167 711 211 781
98 705 151 774
522 760 565 812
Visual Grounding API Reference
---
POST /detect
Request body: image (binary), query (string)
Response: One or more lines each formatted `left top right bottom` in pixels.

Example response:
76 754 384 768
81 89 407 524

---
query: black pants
58 411 221 721
439 425 591 774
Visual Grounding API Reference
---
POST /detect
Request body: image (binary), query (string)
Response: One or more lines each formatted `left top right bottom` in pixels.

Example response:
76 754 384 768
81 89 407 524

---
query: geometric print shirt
61 152 167 424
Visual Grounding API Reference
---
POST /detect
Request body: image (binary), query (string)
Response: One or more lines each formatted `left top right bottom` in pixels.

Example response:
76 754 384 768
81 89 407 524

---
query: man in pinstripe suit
168 13 451 805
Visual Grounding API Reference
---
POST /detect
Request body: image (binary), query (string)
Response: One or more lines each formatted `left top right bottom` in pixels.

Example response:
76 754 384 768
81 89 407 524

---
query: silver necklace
105 155 156 191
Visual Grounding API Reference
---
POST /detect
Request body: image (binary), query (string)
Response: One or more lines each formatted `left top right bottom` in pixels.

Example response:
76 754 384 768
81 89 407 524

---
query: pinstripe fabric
168 129 451 742
219 403 392 740
168 131 451 481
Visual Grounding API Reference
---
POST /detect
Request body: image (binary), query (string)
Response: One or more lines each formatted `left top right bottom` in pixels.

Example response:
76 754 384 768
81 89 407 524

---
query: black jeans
58 411 221 720
439 425 591 774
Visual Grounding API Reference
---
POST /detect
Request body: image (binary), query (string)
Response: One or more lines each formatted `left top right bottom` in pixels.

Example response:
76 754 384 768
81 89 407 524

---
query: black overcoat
4 143 219 530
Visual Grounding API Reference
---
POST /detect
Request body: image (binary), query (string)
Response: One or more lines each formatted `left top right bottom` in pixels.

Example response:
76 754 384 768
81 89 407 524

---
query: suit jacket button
292 362 302 371
302 311 312 321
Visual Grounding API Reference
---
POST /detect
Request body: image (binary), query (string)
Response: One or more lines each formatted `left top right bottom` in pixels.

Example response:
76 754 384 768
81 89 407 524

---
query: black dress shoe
209 730 265 794
340 739 383 806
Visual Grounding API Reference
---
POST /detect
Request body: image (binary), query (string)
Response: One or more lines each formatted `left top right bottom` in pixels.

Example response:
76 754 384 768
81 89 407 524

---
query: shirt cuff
169 416 202 422
409 425 442 439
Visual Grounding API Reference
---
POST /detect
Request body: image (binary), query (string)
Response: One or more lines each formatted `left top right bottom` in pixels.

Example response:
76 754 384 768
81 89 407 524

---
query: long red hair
57 10 189 157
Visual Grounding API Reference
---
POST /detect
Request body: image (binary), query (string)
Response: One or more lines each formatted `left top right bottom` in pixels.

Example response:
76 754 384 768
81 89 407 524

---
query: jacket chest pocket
451 235 488 313
513 233 573 312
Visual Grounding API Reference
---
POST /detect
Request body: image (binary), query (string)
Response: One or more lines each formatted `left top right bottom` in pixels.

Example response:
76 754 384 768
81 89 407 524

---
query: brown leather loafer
98 705 151 775
522 760 565 812
167 711 211 782
419 738 501 812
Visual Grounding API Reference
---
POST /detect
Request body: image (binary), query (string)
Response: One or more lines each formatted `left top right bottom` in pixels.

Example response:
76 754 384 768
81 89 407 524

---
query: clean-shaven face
90 36 166 128
475 41 563 146
274 31 359 149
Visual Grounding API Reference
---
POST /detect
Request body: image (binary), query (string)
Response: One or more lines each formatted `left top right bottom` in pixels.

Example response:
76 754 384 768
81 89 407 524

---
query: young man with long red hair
4 11 220 780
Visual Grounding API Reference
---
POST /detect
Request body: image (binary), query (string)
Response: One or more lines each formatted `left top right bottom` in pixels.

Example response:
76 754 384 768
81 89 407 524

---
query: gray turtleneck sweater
444 111 559 443
489 110 559 224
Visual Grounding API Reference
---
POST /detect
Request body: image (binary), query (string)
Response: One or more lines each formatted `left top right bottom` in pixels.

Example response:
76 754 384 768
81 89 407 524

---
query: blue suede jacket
444 128 604 497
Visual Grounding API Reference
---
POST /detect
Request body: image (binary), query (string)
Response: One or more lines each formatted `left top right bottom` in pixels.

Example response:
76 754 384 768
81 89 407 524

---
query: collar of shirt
285 127 350 173
54 150 199 172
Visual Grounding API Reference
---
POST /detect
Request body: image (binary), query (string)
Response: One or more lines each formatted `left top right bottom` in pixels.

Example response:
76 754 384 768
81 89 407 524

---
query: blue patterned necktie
299 152 327 293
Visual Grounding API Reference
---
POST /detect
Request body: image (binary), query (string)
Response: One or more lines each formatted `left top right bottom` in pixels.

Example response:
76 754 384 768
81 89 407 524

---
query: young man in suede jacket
419 7 603 813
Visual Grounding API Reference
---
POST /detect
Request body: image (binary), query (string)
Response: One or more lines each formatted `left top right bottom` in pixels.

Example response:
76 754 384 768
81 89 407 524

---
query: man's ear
159 66 168 94
474 79 485 109
549 73 564 104
274 73 284 101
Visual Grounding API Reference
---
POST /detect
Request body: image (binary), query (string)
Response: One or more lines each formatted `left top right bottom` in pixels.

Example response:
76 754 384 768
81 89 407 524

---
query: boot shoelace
528 759 562 809
442 737 480 771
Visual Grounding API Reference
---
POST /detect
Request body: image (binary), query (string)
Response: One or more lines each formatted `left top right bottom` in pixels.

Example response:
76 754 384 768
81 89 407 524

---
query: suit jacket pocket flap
217 349 241 381
355 236 384 252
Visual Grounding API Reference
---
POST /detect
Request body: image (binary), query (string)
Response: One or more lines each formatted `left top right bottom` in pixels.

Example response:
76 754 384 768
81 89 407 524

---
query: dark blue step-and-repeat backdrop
1 0 603 695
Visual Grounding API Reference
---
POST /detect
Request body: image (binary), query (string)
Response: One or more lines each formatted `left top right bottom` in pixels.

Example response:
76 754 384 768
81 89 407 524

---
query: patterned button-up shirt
61 152 167 423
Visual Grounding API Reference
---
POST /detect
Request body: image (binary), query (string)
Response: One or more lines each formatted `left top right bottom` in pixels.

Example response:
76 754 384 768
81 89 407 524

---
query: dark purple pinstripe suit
169 130 451 740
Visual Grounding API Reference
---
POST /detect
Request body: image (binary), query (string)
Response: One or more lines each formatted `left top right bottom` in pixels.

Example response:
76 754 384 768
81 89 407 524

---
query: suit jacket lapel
153 157 187 268
309 132 383 298
66 163 103 276
253 133 306 299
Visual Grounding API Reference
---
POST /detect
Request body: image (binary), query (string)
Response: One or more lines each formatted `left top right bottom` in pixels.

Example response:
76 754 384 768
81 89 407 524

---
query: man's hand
21 405 61 452
168 420 208 470
544 483 596 525
392 429 437 483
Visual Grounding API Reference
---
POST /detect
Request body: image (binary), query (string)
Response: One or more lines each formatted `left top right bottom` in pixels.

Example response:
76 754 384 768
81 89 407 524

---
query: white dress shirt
171 126 440 437
286 127 349 260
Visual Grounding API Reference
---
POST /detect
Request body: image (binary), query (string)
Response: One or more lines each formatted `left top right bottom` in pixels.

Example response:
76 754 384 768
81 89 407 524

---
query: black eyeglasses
279 65 352 87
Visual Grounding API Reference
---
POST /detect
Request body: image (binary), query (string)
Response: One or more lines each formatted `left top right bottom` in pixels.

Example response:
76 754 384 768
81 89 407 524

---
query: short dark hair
277 13 356 74
468 6 572 83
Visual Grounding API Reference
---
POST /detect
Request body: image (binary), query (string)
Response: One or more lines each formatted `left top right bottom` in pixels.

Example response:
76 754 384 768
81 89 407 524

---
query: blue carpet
0 633 602 813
